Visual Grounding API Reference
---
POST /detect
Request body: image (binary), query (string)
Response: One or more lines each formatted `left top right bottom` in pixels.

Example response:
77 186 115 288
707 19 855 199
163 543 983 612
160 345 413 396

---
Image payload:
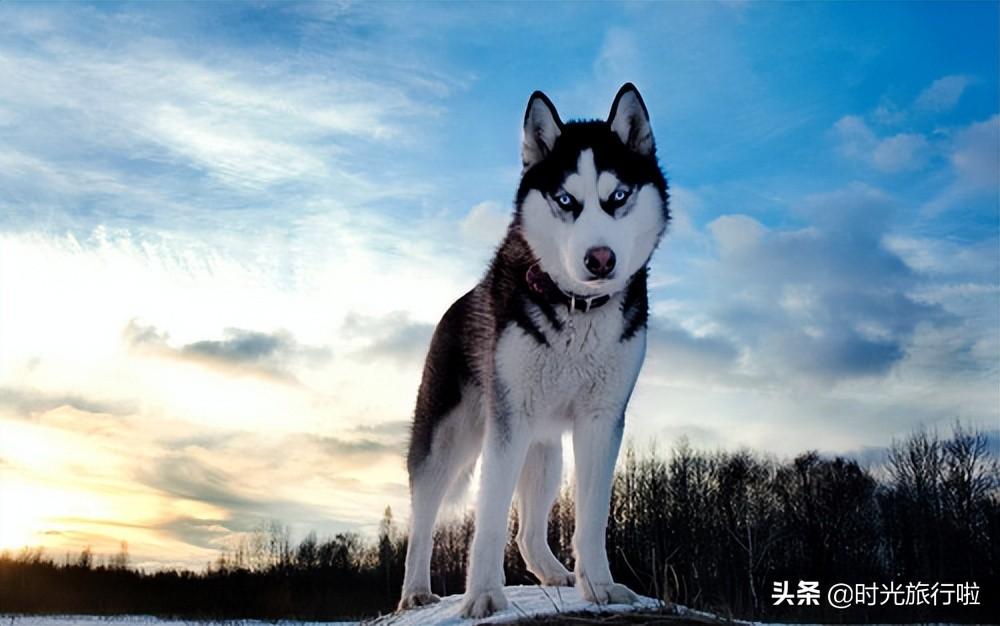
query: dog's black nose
584 246 616 278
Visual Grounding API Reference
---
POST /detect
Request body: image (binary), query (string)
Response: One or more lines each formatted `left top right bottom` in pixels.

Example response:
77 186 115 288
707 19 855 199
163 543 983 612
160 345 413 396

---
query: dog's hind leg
399 463 448 609
399 394 483 610
515 441 574 586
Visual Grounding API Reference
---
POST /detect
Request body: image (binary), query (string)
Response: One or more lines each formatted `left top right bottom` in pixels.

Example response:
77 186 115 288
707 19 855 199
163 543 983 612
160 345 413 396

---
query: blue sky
0 2 997 568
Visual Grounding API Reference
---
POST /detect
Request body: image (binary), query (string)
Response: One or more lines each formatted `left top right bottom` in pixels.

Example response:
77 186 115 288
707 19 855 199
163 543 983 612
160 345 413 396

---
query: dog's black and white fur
399 84 669 618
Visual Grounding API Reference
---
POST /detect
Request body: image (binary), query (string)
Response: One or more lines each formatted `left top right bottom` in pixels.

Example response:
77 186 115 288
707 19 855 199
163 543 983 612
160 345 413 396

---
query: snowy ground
2 586 742 626
368 585 728 625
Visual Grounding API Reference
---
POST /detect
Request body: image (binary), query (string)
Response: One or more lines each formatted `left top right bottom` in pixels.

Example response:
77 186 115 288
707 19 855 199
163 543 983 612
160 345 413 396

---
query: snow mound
370 585 665 625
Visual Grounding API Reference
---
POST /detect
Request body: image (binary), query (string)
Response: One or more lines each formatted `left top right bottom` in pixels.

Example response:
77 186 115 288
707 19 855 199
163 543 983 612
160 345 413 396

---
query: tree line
1 423 996 622
427 422 998 622
0 519 399 620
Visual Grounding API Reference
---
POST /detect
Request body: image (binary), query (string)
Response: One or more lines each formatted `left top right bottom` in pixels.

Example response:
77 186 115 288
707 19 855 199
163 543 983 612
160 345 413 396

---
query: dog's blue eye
601 187 633 215
556 193 574 207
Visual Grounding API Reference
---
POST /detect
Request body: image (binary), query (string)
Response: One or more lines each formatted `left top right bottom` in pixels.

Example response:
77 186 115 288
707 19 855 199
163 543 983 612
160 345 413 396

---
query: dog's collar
525 263 612 313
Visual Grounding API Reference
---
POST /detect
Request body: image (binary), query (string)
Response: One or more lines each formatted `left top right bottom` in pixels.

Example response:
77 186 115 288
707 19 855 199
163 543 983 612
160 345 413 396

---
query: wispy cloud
914 75 975 112
645 319 741 384
0 395 409 566
125 321 330 383
0 2 466 237
949 114 1000 191
0 386 136 419
460 201 511 247
921 114 1000 215
834 116 930 173
342 312 435 366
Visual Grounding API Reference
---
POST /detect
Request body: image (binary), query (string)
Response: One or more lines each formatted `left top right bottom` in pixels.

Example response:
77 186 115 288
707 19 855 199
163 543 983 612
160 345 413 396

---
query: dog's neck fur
525 262 612 314
483 228 649 346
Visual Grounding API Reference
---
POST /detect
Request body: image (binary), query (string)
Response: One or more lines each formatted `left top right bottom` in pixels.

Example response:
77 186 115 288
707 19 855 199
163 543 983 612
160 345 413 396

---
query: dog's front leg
460 398 530 618
572 411 638 605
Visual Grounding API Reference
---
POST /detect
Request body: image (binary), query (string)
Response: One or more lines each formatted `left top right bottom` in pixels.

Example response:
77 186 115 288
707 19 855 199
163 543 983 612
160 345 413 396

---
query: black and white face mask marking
515 83 669 301
521 148 665 297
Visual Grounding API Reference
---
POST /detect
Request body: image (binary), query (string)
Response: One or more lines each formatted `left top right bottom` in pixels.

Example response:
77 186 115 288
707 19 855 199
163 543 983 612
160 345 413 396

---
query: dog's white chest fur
494 299 645 439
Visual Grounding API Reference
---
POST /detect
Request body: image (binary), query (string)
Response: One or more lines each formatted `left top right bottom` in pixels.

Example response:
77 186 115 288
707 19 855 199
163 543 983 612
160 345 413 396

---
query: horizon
4 421 997 572
0 1 997 571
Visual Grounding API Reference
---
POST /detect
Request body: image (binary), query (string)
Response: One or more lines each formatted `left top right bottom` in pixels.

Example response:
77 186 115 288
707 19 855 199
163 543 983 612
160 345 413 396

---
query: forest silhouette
1 423 996 622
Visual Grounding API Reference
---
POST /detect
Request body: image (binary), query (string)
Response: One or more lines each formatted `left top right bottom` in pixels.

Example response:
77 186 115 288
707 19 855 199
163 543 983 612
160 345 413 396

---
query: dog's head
515 83 669 299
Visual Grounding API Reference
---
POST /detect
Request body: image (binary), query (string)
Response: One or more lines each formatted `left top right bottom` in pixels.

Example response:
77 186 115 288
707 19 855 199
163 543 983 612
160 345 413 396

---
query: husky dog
399 83 669 618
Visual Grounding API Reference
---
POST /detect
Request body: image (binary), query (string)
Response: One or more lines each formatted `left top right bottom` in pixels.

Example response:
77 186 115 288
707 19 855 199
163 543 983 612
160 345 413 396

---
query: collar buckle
526 263 613 314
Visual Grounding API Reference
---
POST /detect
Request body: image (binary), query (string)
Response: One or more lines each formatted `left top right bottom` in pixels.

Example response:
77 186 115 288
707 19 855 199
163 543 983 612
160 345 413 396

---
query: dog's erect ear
522 91 563 169
608 83 654 157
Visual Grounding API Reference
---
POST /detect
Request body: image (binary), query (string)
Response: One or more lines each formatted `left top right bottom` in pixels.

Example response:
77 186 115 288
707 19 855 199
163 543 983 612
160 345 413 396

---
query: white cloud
835 78 985 178
0 220 474 563
834 115 877 158
872 97 906 126
950 114 1000 190
593 27 642 90
556 25 649 119
921 114 1000 214
0 213 476 435
834 116 930 172
629 180 998 457
871 132 930 172
693 184 945 387
145 104 329 189
663 185 700 237
914 74 974 112
707 214 765 257
342 311 435 365
883 234 998 279
460 200 510 246
0 4 462 228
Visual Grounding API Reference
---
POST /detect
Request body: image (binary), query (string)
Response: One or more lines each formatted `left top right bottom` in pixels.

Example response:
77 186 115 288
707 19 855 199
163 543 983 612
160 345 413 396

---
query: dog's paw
522 551 575 587
397 590 440 610
579 580 639 605
534 568 575 587
459 586 508 618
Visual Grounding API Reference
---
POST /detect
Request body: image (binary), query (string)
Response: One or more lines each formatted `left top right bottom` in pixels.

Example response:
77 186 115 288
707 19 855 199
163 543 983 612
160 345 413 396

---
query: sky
0 1 997 570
